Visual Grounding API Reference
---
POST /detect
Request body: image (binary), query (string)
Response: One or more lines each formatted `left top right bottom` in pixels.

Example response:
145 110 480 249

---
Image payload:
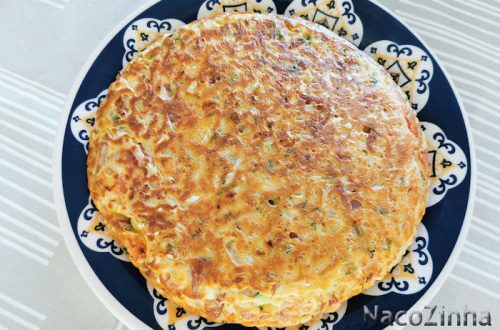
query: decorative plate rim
53 1 161 329
52 1 476 329
370 1 476 328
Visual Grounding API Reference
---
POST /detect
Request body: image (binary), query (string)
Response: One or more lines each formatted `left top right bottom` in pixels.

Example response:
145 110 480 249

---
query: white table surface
0 0 499 329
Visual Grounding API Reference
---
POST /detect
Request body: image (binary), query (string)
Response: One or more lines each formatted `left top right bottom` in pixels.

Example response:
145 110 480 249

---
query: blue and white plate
54 1 475 329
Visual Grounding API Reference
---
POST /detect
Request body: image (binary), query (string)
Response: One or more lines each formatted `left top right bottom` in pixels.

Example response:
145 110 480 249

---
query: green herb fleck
305 35 312 42
122 247 128 254
378 209 386 215
370 77 378 85
216 186 229 196
345 264 355 275
311 221 318 230
352 222 363 236
284 244 293 254
228 76 238 83
385 238 392 251
118 126 127 131
253 292 261 298
268 159 274 172
166 243 176 254
274 28 284 41
298 201 308 208
289 63 300 73
238 124 245 133
255 206 264 213
258 306 264 311
285 147 297 157
111 114 121 122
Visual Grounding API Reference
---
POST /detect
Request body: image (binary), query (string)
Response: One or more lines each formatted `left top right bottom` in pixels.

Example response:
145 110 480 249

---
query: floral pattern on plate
421 122 468 207
70 89 107 153
265 301 347 330
305 301 347 330
149 276 346 330
364 40 434 112
197 0 277 18
284 0 363 46
363 223 432 296
123 18 185 67
76 198 129 261
147 282 220 330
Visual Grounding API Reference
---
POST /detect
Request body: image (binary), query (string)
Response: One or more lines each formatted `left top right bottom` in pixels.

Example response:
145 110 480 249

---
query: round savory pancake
87 13 429 327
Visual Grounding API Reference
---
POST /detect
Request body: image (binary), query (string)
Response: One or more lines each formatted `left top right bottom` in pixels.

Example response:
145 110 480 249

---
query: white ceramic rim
369 0 476 328
53 1 160 329
52 1 477 329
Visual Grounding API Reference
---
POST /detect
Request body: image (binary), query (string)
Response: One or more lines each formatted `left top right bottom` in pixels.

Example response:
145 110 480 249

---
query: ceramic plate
54 0 475 329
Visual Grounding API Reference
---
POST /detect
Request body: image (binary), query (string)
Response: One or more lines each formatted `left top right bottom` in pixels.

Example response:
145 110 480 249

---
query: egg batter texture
87 13 429 327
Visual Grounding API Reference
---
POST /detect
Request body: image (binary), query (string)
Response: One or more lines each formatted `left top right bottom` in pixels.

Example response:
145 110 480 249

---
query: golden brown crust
87 13 429 327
